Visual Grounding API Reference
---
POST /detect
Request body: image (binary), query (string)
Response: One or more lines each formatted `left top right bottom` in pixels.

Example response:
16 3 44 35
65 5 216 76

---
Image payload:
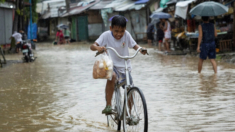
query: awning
166 0 177 5
176 0 196 7
135 0 149 4
61 0 100 17
160 0 170 8
174 0 196 19
41 11 51 19
103 0 146 11
114 0 135 11
0 1 15 9
90 0 112 10
152 7 166 13
104 0 124 9
166 0 184 5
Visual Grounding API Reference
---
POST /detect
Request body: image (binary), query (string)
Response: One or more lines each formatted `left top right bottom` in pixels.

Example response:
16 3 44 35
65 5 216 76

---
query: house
60 0 101 41
63 0 154 41
36 0 100 41
0 1 15 46
37 0 159 42
37 0 68 40
88 0 155 41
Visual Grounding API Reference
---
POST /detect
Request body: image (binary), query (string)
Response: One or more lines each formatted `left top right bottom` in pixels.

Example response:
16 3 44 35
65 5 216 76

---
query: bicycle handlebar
108 47 142 59
95 47 147 59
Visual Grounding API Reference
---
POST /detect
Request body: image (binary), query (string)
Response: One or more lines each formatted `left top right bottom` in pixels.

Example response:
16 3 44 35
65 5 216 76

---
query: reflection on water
0 43 235 131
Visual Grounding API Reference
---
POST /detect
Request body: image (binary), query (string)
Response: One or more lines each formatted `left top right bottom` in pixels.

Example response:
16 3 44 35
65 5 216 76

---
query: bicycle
96 47 148 132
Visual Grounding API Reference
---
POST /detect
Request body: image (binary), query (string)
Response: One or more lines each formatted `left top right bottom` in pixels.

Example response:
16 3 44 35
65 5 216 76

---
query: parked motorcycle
21 40 35 62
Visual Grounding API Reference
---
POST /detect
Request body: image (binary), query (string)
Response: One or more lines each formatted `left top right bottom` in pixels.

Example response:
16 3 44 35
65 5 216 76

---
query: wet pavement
0 42 235 132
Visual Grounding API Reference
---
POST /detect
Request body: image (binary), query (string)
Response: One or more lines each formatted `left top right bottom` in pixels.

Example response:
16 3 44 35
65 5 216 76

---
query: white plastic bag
93 52 113 80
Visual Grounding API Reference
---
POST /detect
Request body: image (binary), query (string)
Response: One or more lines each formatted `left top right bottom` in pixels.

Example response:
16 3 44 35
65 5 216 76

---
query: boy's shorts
200 41 216 60
113 67 133 86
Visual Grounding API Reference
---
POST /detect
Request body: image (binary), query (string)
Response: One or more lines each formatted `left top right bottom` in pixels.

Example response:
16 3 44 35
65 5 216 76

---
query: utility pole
65 0 70 13
12 0 19 32
29 0 33 41
29 0 33 38
233 2 235 49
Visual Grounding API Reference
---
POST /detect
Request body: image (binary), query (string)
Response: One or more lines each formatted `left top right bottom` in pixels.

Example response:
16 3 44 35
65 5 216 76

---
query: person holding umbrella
56 30 65 44
150 12 172 53
190 1 229 73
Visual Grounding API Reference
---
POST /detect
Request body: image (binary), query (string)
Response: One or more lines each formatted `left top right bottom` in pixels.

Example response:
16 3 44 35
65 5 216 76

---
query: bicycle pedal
105 113 113 115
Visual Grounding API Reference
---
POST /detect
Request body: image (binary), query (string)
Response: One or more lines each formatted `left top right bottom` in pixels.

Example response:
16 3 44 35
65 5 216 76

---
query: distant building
0 1 15 45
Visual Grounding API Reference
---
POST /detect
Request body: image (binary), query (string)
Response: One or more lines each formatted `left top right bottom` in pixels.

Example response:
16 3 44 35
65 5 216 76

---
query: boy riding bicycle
90 15 147 115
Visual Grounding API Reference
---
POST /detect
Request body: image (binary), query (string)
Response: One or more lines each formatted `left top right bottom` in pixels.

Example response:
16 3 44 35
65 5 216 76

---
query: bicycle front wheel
123 87 148 132
107 87 122 131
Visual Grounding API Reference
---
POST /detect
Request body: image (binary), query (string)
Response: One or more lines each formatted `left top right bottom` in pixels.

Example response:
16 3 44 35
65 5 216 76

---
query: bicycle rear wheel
123 87 148 132
107 87 122 131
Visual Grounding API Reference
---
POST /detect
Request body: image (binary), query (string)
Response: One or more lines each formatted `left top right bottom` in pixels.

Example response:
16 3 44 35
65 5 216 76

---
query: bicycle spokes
123 87 148 132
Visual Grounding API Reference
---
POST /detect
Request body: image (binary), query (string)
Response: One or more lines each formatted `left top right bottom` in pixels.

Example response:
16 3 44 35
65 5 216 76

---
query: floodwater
0 43 235 132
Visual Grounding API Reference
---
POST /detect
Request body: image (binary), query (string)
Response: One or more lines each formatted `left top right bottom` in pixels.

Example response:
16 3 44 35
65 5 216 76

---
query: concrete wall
0 8 13 45
49 18 58 37
58 17 69 26
87 10 104 40
88 23 103 40
104 9 147 41
125 10 147 40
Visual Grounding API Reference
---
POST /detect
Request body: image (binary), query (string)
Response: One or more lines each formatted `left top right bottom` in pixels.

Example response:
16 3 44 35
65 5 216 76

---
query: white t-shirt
96 30 137 73
12 32 22 43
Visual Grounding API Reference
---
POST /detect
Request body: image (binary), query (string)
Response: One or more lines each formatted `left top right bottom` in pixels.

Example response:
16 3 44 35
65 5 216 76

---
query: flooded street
1 43 235 132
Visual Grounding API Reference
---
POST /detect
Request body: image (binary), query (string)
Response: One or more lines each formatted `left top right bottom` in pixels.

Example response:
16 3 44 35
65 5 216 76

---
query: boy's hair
202 16 209 22
111 15 126 28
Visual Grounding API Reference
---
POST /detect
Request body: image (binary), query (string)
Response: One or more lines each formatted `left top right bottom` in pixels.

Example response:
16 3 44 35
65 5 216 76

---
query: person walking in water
161 19 171 53
147 22 155 47
157 19 164 51
197 16 217 73
64 28 70 44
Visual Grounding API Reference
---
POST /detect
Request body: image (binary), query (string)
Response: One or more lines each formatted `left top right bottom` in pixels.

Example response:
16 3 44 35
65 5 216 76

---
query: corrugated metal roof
0 1 15 9
90 0 112 10
36 0 66 17
135 0 149 4
114 0 135 11
61 0 100 17
104 0 124 8
41 11 51 19
102 0 146 11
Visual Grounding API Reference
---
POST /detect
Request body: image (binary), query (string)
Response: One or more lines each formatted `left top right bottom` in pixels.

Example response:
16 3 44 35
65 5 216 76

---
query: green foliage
16 9 21 15
23 0 38 23
0 0 5 3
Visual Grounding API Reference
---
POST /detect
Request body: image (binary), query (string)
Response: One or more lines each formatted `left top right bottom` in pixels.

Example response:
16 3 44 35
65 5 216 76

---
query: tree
0 0 5 3
11 0 38 33
12 0 20 32
24 0 38 23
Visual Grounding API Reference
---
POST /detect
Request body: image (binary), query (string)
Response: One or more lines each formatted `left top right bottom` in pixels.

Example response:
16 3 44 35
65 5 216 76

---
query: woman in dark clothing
157 20 165 51
147 23 155 46
197 16 217 73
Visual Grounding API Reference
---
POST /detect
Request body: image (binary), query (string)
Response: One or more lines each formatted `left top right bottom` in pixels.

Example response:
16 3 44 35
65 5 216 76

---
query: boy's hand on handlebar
97 46 106 53
95 46 106 57
141 48 149 55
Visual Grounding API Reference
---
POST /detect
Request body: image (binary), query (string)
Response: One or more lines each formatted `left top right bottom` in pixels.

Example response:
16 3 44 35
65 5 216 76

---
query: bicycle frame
106 47 143 120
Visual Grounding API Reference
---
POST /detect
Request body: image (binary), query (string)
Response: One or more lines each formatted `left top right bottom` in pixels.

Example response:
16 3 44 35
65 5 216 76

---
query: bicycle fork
124 60 140 121
124 60 130 118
